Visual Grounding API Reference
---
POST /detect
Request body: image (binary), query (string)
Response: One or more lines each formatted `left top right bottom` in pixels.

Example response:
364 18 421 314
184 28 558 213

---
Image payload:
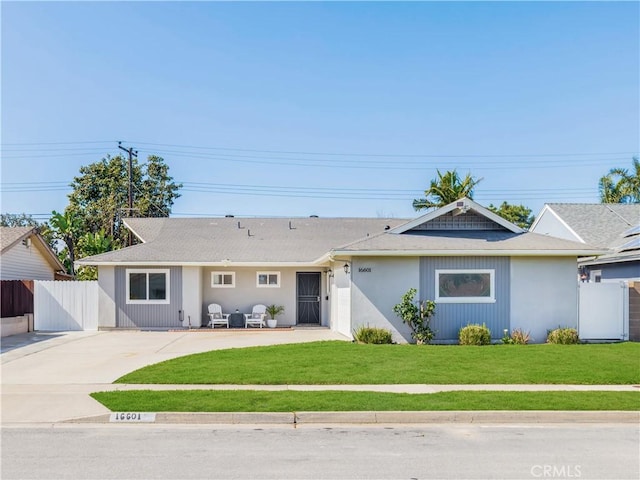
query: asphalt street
3 423 638 480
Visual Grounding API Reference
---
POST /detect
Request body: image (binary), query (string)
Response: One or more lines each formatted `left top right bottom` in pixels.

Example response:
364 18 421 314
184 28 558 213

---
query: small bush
547 327 579 344
511 328 531 345
353 325 394 344
459 324 492 345
501 329 514 344
503 328 531 345
392 288 436 344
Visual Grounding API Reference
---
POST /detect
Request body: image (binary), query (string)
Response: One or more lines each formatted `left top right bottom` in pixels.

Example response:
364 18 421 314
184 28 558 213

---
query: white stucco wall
350 257 420 343
1 242 55 280
510 257 579 343
201 267 328 327
97 266 116 328
182 266 203 327
331 262 352 338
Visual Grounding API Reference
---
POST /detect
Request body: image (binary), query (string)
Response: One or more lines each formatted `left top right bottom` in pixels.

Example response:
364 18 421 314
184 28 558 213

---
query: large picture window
435 269 495 303
211 272 235 288
257 271 280 288
126 269 170 304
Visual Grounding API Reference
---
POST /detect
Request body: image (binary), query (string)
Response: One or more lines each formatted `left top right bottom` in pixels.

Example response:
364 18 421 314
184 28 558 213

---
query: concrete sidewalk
2 331 638 425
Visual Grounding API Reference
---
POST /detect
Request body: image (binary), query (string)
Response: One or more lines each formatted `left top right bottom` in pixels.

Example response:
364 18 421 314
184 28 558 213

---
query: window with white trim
435 269 495 303
126 269 170 304
211 271 235 288
257 271 280 288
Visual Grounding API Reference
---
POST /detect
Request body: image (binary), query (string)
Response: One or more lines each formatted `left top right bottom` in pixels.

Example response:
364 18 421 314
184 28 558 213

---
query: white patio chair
244 304 267 328
207 303 229 328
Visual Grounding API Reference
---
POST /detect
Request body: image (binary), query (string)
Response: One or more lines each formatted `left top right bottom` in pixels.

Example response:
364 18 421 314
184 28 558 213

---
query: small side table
228 312 245 328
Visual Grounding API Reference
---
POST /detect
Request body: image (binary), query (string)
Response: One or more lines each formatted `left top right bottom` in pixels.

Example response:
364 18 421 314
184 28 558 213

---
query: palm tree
599 157 640 204
413 169 483 210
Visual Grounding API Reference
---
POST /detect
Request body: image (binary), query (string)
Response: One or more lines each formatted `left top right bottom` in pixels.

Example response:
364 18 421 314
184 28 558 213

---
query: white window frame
211 271 236 288
257 271 281 288
126 268 170 304
435 269 495 304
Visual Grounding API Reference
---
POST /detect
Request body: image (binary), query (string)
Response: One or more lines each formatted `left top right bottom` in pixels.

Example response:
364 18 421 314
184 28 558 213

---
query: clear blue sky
2 1 638 221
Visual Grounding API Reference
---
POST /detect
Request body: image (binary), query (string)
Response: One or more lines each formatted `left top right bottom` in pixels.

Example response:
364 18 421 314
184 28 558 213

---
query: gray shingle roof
78 217 408 265
545 203 640 249
332 230 603 256
0 226 36 253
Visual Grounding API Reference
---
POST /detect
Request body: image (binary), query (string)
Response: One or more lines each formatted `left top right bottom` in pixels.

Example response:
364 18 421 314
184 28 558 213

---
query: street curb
66 410 640 425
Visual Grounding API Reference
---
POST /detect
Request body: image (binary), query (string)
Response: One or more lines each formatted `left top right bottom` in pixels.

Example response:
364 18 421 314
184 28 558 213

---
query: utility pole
118 142 138 246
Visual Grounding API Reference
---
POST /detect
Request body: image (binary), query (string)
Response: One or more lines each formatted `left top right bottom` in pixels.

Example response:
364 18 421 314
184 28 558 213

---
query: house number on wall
358 267 372 273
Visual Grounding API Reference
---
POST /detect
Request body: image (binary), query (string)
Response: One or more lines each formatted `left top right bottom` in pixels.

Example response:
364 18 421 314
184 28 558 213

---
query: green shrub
547 327 579 344
501 329 514 344
502 328 531 345
353 325 394 344
459 323 492 345
392 288 436 344
511 328 531 345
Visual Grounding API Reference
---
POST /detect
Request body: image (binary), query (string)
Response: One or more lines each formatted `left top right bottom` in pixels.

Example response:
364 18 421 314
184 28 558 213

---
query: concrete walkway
1 331 638 425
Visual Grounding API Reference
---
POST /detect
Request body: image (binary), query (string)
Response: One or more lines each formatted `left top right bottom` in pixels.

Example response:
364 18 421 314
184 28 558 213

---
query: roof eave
579 254 640 266
76 260 328 267
331 249 605 257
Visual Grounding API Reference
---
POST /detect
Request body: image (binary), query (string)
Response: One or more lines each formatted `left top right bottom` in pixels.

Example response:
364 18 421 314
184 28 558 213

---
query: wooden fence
1 280 34 318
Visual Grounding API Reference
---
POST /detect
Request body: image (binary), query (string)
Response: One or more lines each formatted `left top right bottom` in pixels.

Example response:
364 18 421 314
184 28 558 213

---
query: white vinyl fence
34 281 99 331
578 281 629 341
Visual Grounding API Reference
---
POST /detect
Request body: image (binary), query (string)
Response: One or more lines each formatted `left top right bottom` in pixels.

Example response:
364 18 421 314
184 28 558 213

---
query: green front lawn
116 341 640 385
91 390 640 412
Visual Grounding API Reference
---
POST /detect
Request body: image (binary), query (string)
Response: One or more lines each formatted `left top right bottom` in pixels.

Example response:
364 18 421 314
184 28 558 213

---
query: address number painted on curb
110 413 157 423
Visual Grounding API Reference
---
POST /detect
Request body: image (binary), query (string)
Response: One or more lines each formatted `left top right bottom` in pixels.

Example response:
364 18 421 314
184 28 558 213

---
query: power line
1 179 597 196
129 141 637 159
2 140 116 146
3 139 636 159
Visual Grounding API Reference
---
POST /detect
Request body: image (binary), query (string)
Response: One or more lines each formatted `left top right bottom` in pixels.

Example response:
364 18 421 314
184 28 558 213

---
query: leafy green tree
599 157 640 204
49 210 81 276
77 229 113 257
65 154 182 248
75 230 113 280
0 213 40 227
413 169 482 210
487 202 535 229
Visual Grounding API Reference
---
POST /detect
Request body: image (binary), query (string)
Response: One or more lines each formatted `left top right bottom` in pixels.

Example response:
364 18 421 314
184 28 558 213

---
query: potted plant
265 304 284 328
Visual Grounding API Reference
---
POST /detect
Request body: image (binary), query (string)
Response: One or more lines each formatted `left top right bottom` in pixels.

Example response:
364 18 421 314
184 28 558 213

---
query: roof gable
0 227 66 272
390 198 525 235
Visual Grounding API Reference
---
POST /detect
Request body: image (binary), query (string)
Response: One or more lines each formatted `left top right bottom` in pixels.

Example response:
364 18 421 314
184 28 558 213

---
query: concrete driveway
1 328 348 424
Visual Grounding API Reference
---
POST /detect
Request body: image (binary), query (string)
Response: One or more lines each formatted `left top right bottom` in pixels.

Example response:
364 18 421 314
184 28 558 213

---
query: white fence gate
578 282 629 341
34 281 99 331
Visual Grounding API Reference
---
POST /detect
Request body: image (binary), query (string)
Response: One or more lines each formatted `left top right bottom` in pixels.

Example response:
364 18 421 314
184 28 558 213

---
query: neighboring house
530 204 640 282
77 198 600 343
0 227 66 281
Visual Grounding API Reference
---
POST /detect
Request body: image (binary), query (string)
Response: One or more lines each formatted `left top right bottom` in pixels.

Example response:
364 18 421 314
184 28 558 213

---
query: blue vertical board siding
115 266 183 328
419 257 510 341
